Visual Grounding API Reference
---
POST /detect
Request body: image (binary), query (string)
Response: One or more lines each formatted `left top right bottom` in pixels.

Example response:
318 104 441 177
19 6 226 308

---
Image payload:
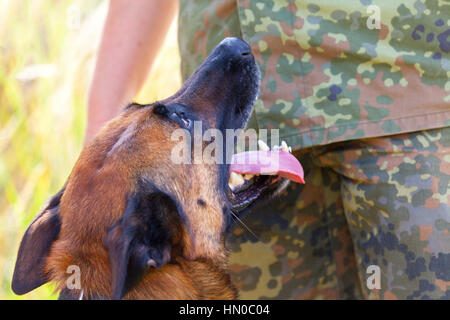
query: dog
11 37 289 300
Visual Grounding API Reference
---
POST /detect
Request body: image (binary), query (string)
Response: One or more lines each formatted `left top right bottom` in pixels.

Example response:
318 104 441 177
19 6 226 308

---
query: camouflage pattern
178 0 450 150
178 0 450 299
227 127 450 299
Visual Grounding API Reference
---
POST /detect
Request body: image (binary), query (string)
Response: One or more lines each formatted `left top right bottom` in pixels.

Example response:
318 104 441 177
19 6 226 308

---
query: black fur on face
104 188 182 300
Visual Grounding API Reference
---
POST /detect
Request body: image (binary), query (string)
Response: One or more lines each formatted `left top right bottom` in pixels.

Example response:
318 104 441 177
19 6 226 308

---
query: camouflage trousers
227 127 450 300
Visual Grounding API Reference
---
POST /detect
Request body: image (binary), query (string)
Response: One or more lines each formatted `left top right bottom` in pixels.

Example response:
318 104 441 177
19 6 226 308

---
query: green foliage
0 0 180 299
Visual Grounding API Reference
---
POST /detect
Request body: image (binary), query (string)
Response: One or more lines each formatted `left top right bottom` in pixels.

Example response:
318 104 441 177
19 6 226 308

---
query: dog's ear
11 187 65 295
104 192 177 299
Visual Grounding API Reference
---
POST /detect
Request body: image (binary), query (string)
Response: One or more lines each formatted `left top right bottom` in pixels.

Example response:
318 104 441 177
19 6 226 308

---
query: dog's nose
217 37 252 59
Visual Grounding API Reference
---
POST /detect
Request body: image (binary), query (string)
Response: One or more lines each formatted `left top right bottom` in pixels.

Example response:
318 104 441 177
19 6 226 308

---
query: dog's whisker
230 210 258 240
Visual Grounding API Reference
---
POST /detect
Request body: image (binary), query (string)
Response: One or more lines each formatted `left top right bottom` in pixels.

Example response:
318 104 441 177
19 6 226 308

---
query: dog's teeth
235 173 245 185
229 172 245 189
261 172 277 176
244 174 254 180
281 141 289 152
258 140 270 151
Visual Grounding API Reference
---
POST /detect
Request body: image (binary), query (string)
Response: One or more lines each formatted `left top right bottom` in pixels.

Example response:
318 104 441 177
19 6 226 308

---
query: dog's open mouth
227 140 304 212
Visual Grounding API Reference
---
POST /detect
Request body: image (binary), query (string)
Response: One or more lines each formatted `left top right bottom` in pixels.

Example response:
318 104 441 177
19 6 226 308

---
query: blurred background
0 0 181 299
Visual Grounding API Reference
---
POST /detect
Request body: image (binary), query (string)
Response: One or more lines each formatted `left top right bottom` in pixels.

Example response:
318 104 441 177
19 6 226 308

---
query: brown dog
12 38 288 300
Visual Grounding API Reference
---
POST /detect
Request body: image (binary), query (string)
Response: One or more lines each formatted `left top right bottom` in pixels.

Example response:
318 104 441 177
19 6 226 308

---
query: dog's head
12 38 287 299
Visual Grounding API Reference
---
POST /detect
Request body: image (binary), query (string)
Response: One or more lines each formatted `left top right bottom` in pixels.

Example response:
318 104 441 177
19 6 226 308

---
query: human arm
85 0 178 143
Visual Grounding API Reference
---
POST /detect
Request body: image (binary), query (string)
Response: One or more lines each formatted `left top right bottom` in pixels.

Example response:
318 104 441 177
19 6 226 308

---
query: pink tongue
230 150 305 184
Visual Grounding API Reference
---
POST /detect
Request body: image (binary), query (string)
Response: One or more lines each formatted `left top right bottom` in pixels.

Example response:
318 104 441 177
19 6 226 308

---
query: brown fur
45 106 235 299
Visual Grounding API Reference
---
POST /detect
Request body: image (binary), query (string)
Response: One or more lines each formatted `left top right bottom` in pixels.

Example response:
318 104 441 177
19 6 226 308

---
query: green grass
0 0 181 299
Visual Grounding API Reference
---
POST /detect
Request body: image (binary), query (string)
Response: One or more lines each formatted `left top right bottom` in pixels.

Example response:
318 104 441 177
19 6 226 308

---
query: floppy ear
104 192 177 300
11 187 65 295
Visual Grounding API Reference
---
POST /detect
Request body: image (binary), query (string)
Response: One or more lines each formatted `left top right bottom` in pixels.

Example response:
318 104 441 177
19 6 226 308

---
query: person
85 0 178 142
86 0 450 299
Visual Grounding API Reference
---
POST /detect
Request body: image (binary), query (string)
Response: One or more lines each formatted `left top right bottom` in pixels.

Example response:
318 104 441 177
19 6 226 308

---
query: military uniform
178 0 450 299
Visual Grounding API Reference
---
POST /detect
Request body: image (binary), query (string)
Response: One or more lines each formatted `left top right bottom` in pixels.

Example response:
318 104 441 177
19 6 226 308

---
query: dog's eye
153 103 192 129
168 111 192 129
179 114 192 129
